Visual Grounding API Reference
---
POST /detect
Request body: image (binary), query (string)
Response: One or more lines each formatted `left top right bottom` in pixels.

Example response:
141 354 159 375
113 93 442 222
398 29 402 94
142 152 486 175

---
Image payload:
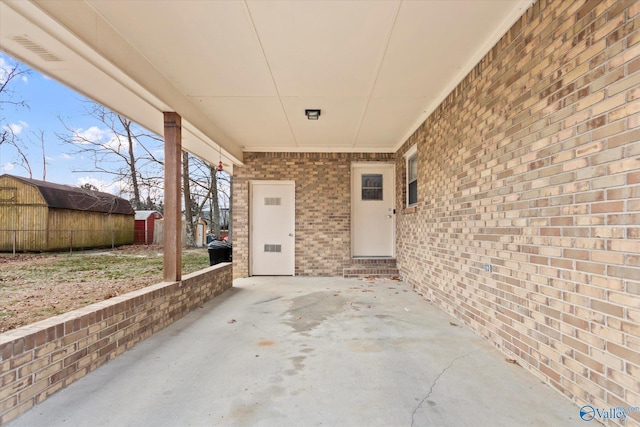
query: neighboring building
0 174 135 252
134 210 163 245
194 217 207 247
153 217 207 247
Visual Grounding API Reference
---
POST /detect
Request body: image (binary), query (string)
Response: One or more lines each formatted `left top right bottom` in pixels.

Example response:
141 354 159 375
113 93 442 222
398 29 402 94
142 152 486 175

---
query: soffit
1 0 533 164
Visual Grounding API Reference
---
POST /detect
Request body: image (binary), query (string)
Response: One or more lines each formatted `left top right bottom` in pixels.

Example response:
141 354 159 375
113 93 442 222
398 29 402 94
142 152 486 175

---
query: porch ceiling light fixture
305 109 321 120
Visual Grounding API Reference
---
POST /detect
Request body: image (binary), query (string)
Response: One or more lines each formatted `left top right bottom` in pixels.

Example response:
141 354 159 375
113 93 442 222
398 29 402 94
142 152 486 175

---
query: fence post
69 230 73 254
112 230 115 248
12 230 16 255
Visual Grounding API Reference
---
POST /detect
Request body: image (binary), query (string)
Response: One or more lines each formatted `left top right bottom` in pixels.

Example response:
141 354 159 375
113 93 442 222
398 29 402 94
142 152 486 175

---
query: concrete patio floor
9 277 584 426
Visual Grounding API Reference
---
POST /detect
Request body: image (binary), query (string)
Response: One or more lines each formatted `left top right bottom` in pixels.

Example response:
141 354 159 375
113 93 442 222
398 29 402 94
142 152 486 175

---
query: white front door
250 181 295 275
352 163 395 257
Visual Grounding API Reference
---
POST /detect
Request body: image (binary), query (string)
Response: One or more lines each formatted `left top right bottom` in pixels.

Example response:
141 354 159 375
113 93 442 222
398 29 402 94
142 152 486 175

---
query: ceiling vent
10 35 62 62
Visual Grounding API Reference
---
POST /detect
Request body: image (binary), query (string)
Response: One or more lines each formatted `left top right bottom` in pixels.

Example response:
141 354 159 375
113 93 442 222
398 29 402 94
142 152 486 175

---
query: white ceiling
0 0 533 167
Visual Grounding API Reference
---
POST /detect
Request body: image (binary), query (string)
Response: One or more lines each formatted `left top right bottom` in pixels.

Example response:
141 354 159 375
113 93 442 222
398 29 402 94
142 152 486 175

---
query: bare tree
58 102 164 209
0 58 31 147
0 56 38 177
36 130 47 181
209 164 221 239
57 101 228 249
8 134 33 178
188 155 230 241
182 150 196 246
80 182 99 191
0 127 53 180
0 57 54 181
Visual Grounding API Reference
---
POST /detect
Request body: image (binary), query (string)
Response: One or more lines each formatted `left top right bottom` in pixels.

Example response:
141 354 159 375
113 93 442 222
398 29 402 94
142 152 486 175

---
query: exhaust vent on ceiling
10 35 62 62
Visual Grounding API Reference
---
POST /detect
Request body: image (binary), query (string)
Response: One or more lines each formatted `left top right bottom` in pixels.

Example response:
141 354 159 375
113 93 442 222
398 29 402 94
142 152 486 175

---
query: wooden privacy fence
0 229 134 253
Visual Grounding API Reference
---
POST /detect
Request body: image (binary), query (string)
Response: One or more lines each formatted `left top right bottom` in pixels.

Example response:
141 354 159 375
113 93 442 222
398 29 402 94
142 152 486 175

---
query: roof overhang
0 0 534 168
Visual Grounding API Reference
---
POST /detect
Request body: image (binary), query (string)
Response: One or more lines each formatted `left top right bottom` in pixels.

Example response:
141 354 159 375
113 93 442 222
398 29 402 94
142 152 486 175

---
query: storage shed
153 217 207 247
134 210 163 245
0 174 135 252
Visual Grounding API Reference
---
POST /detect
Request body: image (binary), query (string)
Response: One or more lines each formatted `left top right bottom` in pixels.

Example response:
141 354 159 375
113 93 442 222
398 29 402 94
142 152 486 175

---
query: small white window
361 174 383 201
405 145 417 207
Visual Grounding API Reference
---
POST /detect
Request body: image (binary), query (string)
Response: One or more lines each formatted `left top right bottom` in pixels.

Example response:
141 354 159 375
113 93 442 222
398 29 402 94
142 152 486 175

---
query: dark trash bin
208 240 232 266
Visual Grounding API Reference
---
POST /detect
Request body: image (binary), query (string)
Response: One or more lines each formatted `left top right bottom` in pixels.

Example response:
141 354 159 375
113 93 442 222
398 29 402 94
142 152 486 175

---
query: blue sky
0 53 163 195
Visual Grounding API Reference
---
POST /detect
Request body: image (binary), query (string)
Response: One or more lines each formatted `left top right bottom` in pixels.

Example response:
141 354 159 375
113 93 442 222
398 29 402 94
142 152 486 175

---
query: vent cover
10 35 62 62
264 197 281 206
264 244 282 253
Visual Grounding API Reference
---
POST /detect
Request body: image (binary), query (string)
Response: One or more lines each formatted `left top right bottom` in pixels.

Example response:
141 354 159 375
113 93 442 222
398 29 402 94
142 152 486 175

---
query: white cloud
2 120 28 135
21 75 28 84
2 163 16 172
77 176 108 191
73 126 109 145
76 176 124 195
102 134 129 152
61 153 72 160
72 126 130 153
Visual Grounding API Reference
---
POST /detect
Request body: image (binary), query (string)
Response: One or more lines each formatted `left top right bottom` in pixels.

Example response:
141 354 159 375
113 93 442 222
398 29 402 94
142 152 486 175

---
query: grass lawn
0 245 213 332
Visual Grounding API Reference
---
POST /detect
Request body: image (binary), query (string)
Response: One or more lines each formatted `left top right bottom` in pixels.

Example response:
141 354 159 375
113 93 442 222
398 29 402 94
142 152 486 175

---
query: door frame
351 162 396 258
249 180 295 276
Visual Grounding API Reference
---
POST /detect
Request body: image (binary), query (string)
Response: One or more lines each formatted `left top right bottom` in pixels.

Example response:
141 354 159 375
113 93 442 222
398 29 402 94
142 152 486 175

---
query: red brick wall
396 0 640 424
0 264 232 424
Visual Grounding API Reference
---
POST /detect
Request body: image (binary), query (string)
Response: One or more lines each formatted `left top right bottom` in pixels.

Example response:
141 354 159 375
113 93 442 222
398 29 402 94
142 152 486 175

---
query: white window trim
404 144 418 207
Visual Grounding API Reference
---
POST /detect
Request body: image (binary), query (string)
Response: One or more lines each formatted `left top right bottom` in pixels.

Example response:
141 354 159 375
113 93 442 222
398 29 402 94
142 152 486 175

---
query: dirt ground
0 245 211 333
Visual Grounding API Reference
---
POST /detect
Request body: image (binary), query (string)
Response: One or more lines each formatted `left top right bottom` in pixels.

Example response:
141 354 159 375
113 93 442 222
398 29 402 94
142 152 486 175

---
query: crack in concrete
410 349 481 427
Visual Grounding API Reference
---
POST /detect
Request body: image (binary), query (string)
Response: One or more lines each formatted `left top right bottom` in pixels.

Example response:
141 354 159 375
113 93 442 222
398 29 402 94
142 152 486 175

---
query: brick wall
0 264 232 424
232 152 394 278
396 0 640 424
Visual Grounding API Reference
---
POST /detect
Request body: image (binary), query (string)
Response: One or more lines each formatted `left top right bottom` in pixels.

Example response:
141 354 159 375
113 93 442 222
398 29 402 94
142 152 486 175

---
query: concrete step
343 258 400 279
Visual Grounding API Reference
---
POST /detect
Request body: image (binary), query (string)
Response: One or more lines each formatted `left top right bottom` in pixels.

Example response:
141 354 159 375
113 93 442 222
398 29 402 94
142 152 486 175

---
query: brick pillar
163 112 182 282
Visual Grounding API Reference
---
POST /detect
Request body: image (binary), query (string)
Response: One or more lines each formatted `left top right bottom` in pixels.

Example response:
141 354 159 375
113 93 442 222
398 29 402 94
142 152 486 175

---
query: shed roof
1 174 135 215
135 210 162 220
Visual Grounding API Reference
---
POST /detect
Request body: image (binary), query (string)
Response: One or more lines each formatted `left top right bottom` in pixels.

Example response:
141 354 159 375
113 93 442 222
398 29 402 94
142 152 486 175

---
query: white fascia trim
245 146 397 154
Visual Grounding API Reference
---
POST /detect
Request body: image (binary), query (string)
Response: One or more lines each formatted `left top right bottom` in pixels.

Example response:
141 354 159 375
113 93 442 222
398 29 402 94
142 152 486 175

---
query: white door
250 181 295 275
352 163 395 257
